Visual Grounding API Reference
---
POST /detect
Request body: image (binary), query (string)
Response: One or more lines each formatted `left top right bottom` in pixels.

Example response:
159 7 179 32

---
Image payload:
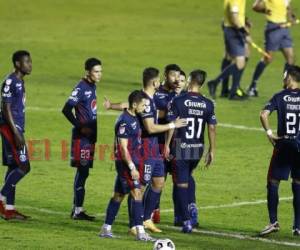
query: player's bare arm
119 138 139 180
252 0 271 15
103 96 128 111
205 124 216 167
260 110 281 146
143 117 187 134
2 102 24 150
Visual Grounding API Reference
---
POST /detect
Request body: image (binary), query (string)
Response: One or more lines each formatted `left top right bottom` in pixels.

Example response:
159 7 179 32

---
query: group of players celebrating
0 0 300 244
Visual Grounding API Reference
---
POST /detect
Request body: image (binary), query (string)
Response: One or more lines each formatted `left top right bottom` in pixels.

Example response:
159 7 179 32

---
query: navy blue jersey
114 110 142 164
1 73 26 132
66 79 97 142
264 88 300 138
154 85 172 112
167 92 217 146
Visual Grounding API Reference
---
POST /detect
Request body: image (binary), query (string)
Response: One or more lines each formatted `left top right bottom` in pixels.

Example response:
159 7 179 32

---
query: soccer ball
153 239 175 250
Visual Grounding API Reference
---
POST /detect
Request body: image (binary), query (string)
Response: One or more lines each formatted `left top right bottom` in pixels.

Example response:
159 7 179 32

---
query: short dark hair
287 65 300 83
85 58 102 71
12 50 30 67
128 90 145 108
143 67 159 88
164 64 181 74
180 70 186 78
189 69 207 86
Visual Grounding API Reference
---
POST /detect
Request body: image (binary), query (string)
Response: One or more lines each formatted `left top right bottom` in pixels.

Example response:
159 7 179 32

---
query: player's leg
188 175 198 228
228 56 246 100
281 47 294 72
0 166 14 216
292 178 300 236
220 53 232 97
143 160 163 233
130 188 155 241
72 166 94 220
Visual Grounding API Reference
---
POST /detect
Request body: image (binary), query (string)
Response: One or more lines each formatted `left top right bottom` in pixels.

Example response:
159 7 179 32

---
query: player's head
283 65 300 89
175 70 187 94
85 57 102 83
188 69 207 88
143 67 160 90
12 50 32 75
128 90 146 114
164 64 181 90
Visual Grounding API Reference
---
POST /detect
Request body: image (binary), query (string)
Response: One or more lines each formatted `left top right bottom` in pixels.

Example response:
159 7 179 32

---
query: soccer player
248 0 297 97
259 65 300 236
208 0 250 100
62 58 102 221
166 69 217 233
0 50 32 220
100 90 155 241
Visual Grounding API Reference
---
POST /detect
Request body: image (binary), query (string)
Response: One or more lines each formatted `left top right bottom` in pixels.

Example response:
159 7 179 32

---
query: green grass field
1 0 300 249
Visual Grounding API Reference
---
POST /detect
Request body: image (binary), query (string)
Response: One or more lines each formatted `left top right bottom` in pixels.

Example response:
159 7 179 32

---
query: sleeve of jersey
263 95 277 112
66 85 84 107
208 103 217 125
140 101 155 120
116 122 131 139
1 79 15 103
166 100 179 122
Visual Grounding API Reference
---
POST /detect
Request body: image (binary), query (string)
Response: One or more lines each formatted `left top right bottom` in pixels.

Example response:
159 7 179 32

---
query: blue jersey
66 79 97 142
167 92 217 153
114 110 142 164
264 88 300 138
1 73 26 132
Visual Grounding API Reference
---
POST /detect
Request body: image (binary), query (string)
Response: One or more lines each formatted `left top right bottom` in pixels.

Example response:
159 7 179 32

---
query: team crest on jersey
131 122 137 130
5 79 12 85
119 125 126 135
91 99 97 114
16 83 22 90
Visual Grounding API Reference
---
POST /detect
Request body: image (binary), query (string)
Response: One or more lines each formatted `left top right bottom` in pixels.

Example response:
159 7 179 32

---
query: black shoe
220 92 229 98
229 93 248 101
174 221 183 227
72 211 95 221
207 80 218 99
293 228 300 236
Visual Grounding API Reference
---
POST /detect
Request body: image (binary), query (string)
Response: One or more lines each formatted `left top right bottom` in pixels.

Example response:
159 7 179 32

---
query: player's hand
245 35 252 44
174 118 188 128
163 145 170 160
204 150 214 168
265 9 272 16
14 131 25 150
130 168 140 180
103 96 112 110
80 126 93 137
267 134 282 146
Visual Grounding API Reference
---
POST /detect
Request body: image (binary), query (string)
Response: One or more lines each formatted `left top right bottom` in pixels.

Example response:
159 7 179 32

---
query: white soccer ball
153 239 175 250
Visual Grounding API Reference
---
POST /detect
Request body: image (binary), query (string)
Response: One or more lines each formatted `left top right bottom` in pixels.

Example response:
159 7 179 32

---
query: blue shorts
70 136 95 168
268 140 300 181
0 124 30 168
223 26 246 57
265 22 293 52
144 158 165 178
114 160 149 194
172 159 200 184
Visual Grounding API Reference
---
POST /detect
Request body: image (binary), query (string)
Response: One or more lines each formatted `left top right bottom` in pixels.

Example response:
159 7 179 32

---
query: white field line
16 196 298 248
163 225 300 248
27 106 264 132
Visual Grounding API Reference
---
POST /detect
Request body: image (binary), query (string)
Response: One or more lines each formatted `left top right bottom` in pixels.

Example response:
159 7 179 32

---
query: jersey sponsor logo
184 99 207 108
283 95 300 103
145 99 151 113
180 142 203 149
16 83 22 90
84 90 92 98
69 88 80 102
91 99 97 114
5 79 12 85
131 121 137 129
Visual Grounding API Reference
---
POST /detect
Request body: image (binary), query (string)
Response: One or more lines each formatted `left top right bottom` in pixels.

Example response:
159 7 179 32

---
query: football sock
104 198 121 225
188 176 196 204
215 64 237 83
1 168 25 205
267 182 279 224
230 66 243 97
172 184 180 222
250 61 267 89
74 167 89 207
128 194 134 228
177 186 189 221
143 186 161 221
292 182 300 229
132 199 144 227
220 58 231 94
75 207 83 214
